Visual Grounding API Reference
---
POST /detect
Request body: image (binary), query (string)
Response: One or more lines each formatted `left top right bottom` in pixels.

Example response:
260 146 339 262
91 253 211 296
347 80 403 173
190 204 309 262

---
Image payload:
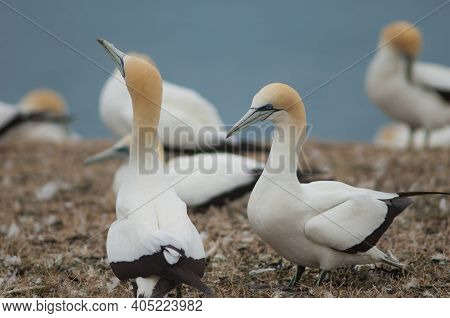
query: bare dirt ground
0 140 448 298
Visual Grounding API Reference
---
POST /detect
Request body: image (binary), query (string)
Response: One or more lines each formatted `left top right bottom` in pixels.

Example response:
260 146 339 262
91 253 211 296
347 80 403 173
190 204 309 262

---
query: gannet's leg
315 269 330 286
131 280 138 298
424 128 431 149
288 265 305 287
407 127 416 149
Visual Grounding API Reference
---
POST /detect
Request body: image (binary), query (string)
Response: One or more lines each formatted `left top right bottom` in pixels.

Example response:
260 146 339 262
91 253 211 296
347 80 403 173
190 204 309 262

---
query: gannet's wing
107 222 211 295
305 194 411 254
167 153 264 208
414 62 450 103
163 81 224 126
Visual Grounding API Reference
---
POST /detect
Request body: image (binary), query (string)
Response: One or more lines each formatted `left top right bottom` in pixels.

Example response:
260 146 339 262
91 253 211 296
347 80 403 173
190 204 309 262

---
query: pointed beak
97 38 126 77
227 108 275 138
84 145 129 165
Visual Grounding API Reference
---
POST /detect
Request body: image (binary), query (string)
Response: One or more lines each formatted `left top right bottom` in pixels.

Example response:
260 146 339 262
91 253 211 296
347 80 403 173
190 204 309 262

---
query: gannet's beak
227 106 280 138
97 38 126 77
84 145 129 165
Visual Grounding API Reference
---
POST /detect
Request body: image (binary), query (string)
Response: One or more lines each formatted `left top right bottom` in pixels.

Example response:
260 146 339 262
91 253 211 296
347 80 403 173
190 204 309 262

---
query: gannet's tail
397 191 450 197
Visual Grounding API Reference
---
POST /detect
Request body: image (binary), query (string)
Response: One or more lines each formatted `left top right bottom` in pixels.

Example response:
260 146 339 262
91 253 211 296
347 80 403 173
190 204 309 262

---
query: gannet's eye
259 104 274 111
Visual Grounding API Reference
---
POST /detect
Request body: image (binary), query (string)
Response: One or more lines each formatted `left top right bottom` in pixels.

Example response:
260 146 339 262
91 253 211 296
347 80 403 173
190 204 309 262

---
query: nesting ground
0 140 448 297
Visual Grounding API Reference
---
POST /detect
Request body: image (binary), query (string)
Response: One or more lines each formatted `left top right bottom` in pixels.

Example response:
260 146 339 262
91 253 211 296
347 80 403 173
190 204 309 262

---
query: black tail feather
168 266 213 296
397 191 450 197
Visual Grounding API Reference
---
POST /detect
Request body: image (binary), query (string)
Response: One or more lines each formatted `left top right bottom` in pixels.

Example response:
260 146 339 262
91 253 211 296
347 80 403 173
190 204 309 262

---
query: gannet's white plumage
99 53 226 150
227 83 449 285
0 89 78 142
374 122 450 149
0 100 18 128
97 39 211 297
85 134 265 208
366 21 450 146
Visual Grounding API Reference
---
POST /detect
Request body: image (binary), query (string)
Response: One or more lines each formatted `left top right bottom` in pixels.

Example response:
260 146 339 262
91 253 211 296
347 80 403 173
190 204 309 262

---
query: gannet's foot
288 265 306 288
315 269 330 286
131 280 138 298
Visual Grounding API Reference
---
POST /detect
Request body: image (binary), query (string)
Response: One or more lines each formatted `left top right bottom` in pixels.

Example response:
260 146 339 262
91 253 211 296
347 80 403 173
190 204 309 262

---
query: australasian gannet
0 89 77 142
366 21 450 148
98 38 211 297
227 82 449 286
373 122 450 149
85 134 266 209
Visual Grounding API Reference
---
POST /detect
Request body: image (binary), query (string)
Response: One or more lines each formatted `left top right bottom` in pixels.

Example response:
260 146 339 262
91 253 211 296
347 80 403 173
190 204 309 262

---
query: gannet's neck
128 87 163 176
264 117 305 180
373 46 410 79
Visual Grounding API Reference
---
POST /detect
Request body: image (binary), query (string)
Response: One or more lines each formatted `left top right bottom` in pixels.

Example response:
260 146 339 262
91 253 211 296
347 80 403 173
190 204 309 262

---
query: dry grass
0 139 448 298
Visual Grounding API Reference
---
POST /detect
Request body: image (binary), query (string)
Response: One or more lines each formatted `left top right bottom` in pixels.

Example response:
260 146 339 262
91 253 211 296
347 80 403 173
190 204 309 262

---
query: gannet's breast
366 48 450 129
0 101 18 127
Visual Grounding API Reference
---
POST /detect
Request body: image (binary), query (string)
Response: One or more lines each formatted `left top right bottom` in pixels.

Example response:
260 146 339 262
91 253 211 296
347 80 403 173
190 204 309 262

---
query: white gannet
0 89 77 142
227 82 449 286
97 38 211 297
0 100 18 129
374 122 450 149
99 52 227 151
85 134 266 209
366 21 450 147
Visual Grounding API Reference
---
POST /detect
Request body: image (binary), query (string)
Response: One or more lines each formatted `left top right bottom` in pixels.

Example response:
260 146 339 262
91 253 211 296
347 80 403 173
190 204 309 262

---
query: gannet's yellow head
381 21 422 57
128 52 157 68
227 83 306 137
97 38 162 116
19 89 68 115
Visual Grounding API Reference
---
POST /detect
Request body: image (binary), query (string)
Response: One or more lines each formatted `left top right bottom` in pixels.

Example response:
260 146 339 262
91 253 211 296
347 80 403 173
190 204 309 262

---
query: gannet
85 134 266 209
374 122 450 149
99 51 228 151
227 82 449 286
98 38 211 297
0 89 77 142
366 21 450 147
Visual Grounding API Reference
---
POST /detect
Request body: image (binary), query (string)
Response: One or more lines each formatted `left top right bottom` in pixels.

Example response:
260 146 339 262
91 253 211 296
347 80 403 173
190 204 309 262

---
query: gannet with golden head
0 89 76 142
227 83 449 286
99 51 226 151
366 21 450 147
85 134 265 208
374 122 450 149
98 38 211 297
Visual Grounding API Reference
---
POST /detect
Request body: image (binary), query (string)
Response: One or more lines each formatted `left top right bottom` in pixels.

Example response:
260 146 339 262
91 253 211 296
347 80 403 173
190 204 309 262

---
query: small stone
249 268 276 275
7 223 20 239
107 277 120 293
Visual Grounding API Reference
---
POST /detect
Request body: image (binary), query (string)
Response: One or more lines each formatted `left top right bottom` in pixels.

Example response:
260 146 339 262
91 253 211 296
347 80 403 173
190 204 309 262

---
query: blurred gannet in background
227 83 449 286
0 89 77 142
374 122 450 149
99 52 227 151
366 21 450 148
98 38 211 297
85 134 266 209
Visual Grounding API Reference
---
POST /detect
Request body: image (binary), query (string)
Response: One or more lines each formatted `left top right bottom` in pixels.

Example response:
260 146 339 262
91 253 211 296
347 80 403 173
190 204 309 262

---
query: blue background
0 0 448 141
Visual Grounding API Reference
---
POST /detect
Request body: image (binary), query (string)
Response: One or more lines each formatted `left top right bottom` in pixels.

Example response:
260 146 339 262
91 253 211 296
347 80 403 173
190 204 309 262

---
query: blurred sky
0 0 448 141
